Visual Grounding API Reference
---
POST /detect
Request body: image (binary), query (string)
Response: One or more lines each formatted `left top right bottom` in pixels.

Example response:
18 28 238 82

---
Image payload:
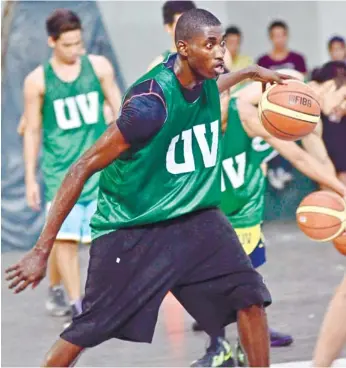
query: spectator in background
147 1 196 70
148 0 232 71
257 20 308 190
328 36 346 62
224 26 253 92
258 20 307 74
224 26 253 72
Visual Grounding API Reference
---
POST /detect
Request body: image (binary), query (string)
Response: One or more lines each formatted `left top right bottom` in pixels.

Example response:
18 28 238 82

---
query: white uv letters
221 152 246 191
53 91 99 130
166 120 219 174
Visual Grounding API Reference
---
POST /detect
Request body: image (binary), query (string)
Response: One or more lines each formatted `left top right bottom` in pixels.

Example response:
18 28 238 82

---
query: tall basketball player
6 9 293 367
20 9 121 323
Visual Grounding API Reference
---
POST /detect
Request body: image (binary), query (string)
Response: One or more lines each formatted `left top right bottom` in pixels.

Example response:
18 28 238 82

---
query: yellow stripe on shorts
234 224 263 255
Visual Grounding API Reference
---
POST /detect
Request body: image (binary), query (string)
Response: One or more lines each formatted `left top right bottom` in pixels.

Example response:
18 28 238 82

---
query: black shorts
61 208 271 348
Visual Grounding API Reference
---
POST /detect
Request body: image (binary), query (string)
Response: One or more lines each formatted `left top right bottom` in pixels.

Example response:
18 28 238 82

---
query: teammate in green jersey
192 70 346 367
6 9 293 367
19 9 122 323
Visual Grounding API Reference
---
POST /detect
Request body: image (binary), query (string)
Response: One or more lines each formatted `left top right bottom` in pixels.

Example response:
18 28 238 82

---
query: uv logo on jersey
166 120 219 174
53 91 100 130
221 137 275 191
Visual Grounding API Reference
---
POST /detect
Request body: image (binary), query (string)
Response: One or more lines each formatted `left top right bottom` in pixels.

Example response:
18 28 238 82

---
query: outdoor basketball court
2 221 346 367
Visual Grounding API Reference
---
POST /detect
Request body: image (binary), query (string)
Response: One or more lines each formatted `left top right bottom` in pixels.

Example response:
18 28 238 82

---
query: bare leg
42 338 84 367
237 304 270 367
313 275 346 367
55 240 81 302
48 243 62 287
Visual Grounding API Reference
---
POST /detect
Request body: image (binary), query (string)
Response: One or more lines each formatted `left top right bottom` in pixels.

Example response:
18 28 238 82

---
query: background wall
98 1 345 87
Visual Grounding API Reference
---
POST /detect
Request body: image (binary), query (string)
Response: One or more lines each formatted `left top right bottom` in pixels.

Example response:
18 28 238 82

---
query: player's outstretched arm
301 121 337 177
5 123 130 294
23 68 44 211
313 274 346 367
216 64 293 94
17 114 26 136
237 99 346 197
90 55 122 122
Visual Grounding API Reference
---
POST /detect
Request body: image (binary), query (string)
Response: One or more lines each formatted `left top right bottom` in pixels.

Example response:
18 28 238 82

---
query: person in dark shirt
257 20 307 73
311 61 346 187
257 21 308 190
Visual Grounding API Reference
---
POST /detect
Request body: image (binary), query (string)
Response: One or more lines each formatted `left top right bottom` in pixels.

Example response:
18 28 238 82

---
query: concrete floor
2 221 346 367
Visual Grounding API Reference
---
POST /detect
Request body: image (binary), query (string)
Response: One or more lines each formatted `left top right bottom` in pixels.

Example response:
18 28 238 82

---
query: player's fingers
278 73 298 81
262 83 266 93
15 279 31 294
5 269 21 281
5 264 19 273
32 279 41 290
8 275 25 289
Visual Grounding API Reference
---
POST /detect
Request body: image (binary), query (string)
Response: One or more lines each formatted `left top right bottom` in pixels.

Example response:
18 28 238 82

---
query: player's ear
47 36 56 49
176 40 188 58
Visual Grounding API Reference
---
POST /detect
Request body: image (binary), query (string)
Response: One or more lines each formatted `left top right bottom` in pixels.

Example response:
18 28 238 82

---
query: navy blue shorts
61 208 271 348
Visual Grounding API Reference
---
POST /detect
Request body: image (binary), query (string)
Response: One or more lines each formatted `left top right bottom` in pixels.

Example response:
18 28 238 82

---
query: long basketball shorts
61 208 272 347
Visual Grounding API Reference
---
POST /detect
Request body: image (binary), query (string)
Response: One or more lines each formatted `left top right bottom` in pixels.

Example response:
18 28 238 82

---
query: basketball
296 191 346 242
259 80 321 141
333 232 346 256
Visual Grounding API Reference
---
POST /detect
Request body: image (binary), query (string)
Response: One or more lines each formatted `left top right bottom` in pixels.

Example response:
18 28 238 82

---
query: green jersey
161 50 172 61
220 97 276 228
42 55 107 202
91 63 221 239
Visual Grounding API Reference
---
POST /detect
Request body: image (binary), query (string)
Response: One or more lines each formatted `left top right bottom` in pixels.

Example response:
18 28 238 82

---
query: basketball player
192 72 346 367
19 9 121 322
6 9 293 367
313 273 346 367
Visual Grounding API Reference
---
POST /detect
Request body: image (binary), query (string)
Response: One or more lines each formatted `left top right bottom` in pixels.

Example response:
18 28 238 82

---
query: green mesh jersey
220 97 276 228
161 50 172 61
42 55 107 203
90 64 221 239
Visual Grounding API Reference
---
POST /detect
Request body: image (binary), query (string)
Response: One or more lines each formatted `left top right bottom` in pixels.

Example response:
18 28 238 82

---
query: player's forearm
217 66 255 93
294 154 345 196
217 64 265 94
313 276 346 367
23 129 41 183
34 161 91 258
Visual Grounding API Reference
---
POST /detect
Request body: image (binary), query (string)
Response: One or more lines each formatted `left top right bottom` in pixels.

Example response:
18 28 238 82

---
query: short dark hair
46 9 82 40
268 20 288 34
225 26 242 38
162 1 196 25
328 35 345 49
175 8 221 43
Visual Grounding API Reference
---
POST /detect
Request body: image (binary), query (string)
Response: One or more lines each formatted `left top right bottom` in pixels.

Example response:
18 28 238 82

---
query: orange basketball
296 191 346 242
259 80 321 141
333 231 346 255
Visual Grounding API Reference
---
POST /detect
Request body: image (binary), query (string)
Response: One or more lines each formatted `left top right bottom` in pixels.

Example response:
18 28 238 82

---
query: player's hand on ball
5 247 48 293
250 65 295 86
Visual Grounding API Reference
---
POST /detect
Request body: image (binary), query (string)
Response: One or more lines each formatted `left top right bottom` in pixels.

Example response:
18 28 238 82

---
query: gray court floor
2 221 346 367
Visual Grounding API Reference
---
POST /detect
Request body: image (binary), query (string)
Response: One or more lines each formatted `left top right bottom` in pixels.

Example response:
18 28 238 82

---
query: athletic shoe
190 337 235 367
45 286 71 317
